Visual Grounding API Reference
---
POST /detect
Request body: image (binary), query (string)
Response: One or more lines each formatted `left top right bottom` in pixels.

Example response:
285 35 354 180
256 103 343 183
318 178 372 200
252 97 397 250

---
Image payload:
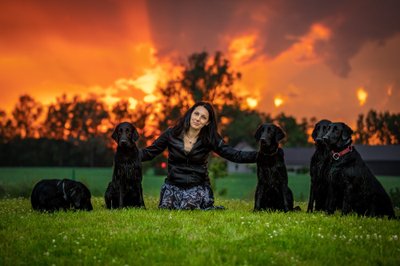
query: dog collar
332 145 353 160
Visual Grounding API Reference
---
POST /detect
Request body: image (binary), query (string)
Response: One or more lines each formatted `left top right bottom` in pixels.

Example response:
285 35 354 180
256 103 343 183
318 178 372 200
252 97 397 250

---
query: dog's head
311 119 331 144
112 122 139 148
323 122 353 150
255 123 285 147
64 180 93 211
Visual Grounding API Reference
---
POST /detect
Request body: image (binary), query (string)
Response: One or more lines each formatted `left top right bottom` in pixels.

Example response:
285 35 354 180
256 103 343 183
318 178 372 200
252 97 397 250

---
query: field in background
0 167 399 203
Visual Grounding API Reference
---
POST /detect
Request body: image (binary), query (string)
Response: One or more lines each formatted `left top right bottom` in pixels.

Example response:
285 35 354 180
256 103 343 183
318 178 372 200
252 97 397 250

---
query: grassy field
1 197 400 265
1 167 400 203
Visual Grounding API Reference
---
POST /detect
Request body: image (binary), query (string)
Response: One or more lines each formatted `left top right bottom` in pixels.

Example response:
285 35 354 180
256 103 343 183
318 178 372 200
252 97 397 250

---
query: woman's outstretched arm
140 128 170 162
213 137 258 163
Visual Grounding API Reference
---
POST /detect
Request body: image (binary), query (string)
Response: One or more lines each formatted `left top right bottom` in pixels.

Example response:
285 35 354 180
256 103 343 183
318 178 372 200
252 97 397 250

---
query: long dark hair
172 101 219 145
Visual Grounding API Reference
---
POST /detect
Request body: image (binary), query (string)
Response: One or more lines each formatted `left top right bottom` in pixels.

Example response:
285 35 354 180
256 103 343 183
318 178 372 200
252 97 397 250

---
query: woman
140 102 257 210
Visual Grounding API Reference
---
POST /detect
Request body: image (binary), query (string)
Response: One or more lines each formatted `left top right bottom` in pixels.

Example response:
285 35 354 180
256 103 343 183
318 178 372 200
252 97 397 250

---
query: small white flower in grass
78 249 82 253
392 235 398 241
44 251 49 256
52 239 56 243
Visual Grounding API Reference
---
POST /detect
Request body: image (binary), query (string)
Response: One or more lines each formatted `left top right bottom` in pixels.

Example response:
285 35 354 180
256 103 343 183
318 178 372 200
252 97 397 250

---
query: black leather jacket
140 128 257 187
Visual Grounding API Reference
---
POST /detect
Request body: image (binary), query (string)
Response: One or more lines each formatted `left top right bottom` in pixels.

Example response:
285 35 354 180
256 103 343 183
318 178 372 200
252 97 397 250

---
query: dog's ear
311 123 318 141
131 124 139 142
275 125 286 142
254 125 264 141
112 124 119 143
341 123 353 141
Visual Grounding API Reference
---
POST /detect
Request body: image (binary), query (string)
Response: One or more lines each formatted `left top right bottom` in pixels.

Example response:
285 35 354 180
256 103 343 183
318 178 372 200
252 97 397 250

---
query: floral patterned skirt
158 183 224 210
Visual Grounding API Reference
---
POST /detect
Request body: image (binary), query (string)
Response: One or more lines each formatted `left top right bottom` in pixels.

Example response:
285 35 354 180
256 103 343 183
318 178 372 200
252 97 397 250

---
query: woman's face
190 106 210 131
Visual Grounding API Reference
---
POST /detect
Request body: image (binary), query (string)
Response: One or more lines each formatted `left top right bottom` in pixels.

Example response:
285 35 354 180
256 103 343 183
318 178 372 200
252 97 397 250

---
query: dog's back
336 149 395 218
31 179 93 212
31 179 65 211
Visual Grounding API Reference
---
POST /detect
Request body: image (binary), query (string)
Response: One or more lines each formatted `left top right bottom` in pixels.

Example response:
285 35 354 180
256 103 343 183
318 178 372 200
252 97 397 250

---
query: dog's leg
254 184 263 211
341 184 352 215
307 182 315 212
281 185 289 212
119 185 124 208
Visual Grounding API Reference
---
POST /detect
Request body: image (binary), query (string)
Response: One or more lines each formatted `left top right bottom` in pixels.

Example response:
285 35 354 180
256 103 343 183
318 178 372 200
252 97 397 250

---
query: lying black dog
323 122 395 218
254 123 299 212
31 179 93 212
105 122 145 209
307 119 332 212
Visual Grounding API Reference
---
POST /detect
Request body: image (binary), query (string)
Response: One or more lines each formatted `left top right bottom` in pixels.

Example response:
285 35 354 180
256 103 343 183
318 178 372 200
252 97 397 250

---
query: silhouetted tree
274 113 310 147
68 95 109 141
0 110 15 143
355 110 400 144
11 94 43 138
152 51 246 134
43 94 72 140
221 106 267 147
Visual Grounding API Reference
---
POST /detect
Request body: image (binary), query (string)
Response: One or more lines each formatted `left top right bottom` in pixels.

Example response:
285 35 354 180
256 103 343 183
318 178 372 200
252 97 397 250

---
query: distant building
227 142 256 174
227 142 400 176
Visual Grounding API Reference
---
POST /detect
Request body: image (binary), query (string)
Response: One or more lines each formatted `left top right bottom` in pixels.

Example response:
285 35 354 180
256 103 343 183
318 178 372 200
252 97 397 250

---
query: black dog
323 122 395 218
254 123 299 212
31 179 93 212
105 122 145 209
307 119 332 212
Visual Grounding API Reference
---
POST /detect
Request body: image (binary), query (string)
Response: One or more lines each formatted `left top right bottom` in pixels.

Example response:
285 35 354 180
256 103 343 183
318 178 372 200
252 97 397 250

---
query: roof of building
233 142 400 166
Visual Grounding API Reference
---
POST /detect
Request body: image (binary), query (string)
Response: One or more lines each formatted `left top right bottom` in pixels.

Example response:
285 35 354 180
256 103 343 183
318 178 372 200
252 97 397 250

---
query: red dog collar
332 145 353 160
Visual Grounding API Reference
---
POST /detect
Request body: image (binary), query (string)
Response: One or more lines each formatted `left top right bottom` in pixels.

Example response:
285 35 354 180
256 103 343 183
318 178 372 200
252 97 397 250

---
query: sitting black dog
31 179 93 212
307 119 332 212
323 122 395 218
105 122 145 209
254 123 299 212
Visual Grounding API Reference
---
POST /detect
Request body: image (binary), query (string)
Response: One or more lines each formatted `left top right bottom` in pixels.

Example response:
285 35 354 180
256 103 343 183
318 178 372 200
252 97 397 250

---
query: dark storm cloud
146 0 400 77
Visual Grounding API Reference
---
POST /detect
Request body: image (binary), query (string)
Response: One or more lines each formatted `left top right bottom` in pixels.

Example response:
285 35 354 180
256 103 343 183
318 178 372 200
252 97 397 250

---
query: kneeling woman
140 101 257 210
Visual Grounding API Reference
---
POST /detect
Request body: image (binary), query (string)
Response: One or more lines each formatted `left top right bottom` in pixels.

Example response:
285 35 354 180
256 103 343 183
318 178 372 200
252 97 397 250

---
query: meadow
1 167 400 265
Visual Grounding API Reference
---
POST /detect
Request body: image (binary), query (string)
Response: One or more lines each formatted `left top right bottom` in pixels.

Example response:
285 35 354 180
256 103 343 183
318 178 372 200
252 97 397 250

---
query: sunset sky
1 0 399 127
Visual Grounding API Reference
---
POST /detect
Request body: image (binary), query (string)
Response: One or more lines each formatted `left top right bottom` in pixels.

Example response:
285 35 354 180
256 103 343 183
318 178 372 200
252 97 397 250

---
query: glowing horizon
1 1 399 128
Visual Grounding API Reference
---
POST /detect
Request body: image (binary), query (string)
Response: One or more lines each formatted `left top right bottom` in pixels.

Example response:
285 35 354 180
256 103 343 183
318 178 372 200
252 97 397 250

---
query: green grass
1 197 399 265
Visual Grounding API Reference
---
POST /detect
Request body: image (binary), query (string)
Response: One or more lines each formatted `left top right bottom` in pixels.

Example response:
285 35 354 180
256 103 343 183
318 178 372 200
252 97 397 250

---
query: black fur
254 123 299 212
31 179 93 212
323 122 395 218
105 122 145 209
307 119 332 212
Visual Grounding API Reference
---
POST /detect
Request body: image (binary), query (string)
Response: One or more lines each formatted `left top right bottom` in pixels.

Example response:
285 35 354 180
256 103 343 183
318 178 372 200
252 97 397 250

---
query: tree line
0 51 399 167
